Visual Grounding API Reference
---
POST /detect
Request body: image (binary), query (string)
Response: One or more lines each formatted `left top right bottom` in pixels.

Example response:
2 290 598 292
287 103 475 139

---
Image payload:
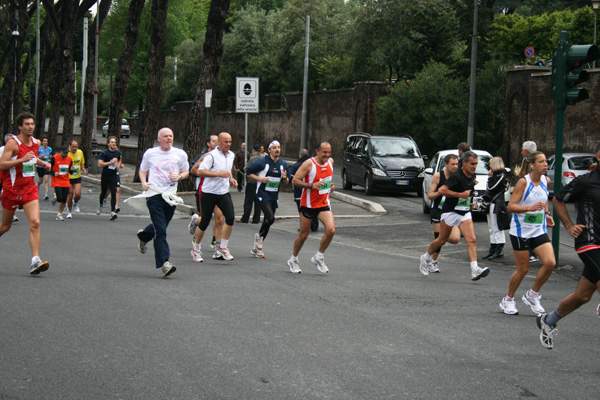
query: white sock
291 255 298 262
424 253 432 262
316 251 324 259
529 289 539 297
470 261 478 270
193 243 201 251
220 239 229 249
31 256 40 265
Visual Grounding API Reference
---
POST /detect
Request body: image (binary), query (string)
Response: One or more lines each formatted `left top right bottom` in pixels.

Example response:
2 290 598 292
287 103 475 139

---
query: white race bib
22 159 36 177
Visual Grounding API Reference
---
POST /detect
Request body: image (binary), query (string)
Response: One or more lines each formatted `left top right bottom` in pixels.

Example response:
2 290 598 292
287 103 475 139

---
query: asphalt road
1 180 598 399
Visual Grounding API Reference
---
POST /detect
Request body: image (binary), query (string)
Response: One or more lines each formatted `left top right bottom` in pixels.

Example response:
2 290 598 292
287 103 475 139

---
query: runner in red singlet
0 112 52 275
287 142 335 274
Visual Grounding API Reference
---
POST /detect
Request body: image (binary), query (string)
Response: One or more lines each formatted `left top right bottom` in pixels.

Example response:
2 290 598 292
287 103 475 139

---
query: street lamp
11 27 20 127
593 0 600 68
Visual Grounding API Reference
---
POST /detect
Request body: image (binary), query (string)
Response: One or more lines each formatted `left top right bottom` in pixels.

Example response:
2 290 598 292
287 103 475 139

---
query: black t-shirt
441 167 475 215
554 168 600 251
99 149 121 176
431 170 448 210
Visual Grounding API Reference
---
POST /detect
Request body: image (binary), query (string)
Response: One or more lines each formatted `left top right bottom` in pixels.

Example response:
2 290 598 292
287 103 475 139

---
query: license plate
396 180 409 185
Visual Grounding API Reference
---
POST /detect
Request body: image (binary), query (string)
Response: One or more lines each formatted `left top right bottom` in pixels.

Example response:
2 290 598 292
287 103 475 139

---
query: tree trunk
59 0 78 146
47 42 63 147
134 0 169 182
34 19 56 139
107 0 145 142
181 0 232 191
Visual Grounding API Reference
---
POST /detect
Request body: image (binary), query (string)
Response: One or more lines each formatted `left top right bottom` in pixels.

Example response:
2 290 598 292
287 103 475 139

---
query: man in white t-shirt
136 128 189 277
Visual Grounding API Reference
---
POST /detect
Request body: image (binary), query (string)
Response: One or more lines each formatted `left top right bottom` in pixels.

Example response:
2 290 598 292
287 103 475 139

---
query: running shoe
51 193 56 206
287 258 302 274
137 229 147 254
254 233 263 250
251 247 265 258
110 212 118 221
597 303 600 320
191 247 203 263
13 214 19 222
215 247 234 261
29 257 49 275
115 206 120 214
529 255 539 263
499 297 519 315
428 260 440 273
66 212 72 219
56 213 64 221
212 250 224 260
96 203 103 215
188 214 198 235
419 254 430 276
210 237 216 249
311 255 329 274
522 290 545 315
471 265 490 281
161 262 176 277
44 193 49 200
536 313 557 350
73 203 80 213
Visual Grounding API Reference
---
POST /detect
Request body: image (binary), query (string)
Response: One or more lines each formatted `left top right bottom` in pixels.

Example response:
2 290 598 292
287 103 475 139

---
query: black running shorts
300 205 331 220
510 233 551 252
580 248 600 285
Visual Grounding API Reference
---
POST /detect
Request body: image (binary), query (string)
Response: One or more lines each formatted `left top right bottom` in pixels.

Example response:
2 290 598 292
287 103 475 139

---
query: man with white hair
521 141 537 159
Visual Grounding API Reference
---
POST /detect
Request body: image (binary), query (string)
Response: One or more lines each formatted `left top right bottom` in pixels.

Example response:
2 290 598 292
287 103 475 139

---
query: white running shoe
215 247 234 261
419 254 430 276
597 303 600 320
471 265 490 281
56 213 64 221
188 214 198 235
137 229 147 254
428 260 440 273
536 313 557 350
52 193 57 206
251 247 265 258
73 203 80 213
96 204 103 215
110 212 118 221
311 255 329 274
29 257 49 275
13 214 19 222
191 247 203 263
499 297 519 315
66 212 72 219
161 262 176 277
254 233 263 249
287 258 302 274
44 193 49 200
522 291 545 315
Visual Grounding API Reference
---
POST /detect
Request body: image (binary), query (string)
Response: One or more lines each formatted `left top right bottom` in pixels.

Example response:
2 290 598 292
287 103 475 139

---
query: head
16 112 35 137
299 148 309 159
268 140 281 159
444 153 459 174
457 142 470 156
315 142 332 164
157 128 174 151
489 156 505 173
218 132 232 153
461 150 478 176
69 140 79 153
42 137 48 147
260 145 265 153
241 142 246 151
526 151 547 174
4 133 14 144
206 134 218 151
521 141 537 158
107 136 118 151
59 145 69 157
252 144 260 154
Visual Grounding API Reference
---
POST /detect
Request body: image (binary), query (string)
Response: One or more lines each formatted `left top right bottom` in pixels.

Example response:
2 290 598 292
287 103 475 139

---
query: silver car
102 118 130 138
547 153 596 194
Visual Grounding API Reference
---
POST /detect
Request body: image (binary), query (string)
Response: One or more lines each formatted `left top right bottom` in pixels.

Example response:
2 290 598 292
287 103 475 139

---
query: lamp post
11 25 20 128
593 0 600 68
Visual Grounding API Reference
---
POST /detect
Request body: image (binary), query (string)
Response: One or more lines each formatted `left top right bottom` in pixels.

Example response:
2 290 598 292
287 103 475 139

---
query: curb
331 191 387 215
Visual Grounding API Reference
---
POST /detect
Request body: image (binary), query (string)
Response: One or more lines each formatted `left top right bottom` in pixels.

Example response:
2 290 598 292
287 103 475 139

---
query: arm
139 169 151 191
507 177 546 214
0 140 38 171
427 172 441 200
291 160 316 190
195 154 232 178
438 184 470 199
552 197 584 238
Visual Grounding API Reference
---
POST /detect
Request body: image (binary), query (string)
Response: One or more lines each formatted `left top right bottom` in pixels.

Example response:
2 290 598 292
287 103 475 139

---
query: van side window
360 138 369 156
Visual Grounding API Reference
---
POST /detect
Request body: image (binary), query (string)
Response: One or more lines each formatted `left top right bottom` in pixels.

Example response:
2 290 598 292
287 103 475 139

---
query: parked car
421 149 511 214
102 118 130 138
341 133 426 195
547 153 597 195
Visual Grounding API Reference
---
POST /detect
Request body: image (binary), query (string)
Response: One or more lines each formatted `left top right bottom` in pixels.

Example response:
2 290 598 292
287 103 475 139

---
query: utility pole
466 0 478 148
300 15 310 151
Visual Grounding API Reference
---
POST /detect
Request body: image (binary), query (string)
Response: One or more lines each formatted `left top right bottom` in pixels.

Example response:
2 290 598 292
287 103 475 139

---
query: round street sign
525 46 535 58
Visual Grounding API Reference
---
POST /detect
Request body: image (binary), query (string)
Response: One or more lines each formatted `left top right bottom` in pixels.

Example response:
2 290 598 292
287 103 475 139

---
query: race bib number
454 197 471 212
524 212 544 225
22 159 36 177
319 176 332 195
72 166 80 175
58 164 69 175
108 162 117 170
265 177 281 192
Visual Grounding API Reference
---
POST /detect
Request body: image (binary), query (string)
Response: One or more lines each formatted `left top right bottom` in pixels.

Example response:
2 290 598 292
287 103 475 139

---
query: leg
316 210 335 253
556 276 599 317
99 176 109 205
195 192 218 245
431 222 441 261
252 192 261 223
67 184 74 212
531 242 556 293
147 195 175 268
0 207 16 236
458 218 477 262
212 206 224 242
293 213 312 257
426 220 452 255
22 200 41 258
507 250 530 298
215 193 235 241
447 226 461 244
258 203 275 240
44 175 50 196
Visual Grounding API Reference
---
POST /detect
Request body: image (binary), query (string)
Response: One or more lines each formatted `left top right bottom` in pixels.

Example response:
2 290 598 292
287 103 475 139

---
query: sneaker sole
30 261 49 275
311 257 329 274
163 266 176 277
471 267 490 281
522 295 545 315
536 314 554 350
499 302 519 315
137 230 147 254
251 249 265 258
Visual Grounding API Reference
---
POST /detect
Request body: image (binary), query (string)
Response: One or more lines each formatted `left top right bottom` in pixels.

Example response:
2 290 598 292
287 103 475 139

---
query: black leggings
259 202 277 239
198 192 235 230
100 174 117 212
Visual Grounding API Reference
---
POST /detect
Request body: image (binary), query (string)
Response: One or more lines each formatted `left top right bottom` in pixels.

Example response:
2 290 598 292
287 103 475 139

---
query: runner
136 127 189 277
103 148 123 214
287 142 335 274
50 145 73 221
66 140 86 218
96 136 121 220
291 149 318 232
246 140 291 258
36 137 52 200
419 151 490 280
536 143 600 349
427 153 461 273
191 132 237 262
499 151 555 315
0 112 51 274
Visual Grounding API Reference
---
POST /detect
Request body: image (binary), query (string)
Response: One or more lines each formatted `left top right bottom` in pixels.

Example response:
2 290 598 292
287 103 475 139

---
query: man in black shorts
536 142 600 349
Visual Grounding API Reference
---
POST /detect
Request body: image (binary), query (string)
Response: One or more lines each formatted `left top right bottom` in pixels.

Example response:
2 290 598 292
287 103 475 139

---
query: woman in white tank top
499 152 556 316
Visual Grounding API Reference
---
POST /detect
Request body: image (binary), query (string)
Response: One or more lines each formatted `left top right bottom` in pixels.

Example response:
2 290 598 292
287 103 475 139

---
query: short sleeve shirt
140 146 189 192
441 168 475 215
99 149 121 176
68 149 85 179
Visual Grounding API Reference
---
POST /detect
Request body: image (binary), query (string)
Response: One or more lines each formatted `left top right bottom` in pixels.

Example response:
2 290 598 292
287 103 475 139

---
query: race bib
454 197 471 212
72 166 80 176
108 162 117 170
438 196 446 209
319 176 332 195
524 212 544 225
265 177 281 192
58 164 69 175
22 159 36 177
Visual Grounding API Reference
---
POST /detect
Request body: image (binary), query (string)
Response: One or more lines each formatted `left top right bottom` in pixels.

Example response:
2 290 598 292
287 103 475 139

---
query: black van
341 133 425 195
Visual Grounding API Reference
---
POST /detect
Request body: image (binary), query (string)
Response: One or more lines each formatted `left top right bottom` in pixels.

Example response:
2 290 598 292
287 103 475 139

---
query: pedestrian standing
482 157 509 260
236 144 262 224
233 142 247 192
97 136 122 220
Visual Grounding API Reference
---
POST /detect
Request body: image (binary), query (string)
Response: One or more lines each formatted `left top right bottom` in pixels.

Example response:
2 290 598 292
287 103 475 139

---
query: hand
44 162 51 171
282 170 287 179
21 151 36 162
142 182 151 191
459 190 470 199
529 202 545 211
218 170 232 179
259 176 270 184
168 172 180 182
331 183 335 193
546 215 555 227
230 178 238 187
111 158 118 164
567 224 586 238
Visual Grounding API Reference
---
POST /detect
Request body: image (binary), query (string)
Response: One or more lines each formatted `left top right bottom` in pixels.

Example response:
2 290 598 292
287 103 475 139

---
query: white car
102 118 130 138
547 153 596 195
422 149 510 214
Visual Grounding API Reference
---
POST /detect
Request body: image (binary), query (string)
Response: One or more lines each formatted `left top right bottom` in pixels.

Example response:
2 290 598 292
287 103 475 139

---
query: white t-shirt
199 147 235 195
140 146 189 193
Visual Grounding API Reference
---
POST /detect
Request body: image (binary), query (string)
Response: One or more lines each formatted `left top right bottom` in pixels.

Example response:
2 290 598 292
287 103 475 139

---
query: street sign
236 77 259 113
525 46 535 58
205 89 212 108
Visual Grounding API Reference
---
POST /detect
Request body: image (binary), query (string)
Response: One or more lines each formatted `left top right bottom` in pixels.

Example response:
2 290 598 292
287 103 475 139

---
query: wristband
545 212 551 216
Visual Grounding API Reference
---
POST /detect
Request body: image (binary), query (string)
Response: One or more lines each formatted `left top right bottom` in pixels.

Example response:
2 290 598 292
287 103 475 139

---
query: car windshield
437 154 491 175
371 139 419 158
568 156 595 171
122 119 128 125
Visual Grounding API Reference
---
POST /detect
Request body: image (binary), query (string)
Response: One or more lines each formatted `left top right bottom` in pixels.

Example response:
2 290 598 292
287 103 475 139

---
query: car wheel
364 174 374 195
342 170 352 190
422 197 430 214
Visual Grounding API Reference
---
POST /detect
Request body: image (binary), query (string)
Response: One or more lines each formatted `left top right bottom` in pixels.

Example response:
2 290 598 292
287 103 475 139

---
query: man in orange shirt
50 145 73 221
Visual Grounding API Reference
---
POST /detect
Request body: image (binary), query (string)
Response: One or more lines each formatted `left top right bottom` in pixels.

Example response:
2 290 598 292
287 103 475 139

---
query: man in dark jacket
236 144 262 223
233 142 247 192
291 149 318 232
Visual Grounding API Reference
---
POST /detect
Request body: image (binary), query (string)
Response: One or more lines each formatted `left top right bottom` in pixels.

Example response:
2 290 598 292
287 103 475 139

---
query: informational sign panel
236 77 259 113
205 89 212 108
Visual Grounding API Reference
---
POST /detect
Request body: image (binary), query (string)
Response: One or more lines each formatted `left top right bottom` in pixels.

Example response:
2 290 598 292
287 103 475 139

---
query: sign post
236 77 259 189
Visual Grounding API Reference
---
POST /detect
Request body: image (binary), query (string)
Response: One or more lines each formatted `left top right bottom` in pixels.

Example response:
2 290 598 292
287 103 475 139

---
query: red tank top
300 157 333 208
2 136 39 194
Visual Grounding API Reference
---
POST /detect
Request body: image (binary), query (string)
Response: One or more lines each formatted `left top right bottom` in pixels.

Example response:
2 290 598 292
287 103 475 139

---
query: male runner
191 132 237 262
50 145 73 221
427 153 461 272
66 140 86 218
246 140 292 258
0 112 51 274
291 149 318 232
287 142 335 274
97 136 121 220
136 127 189 277
536 142 600 349
419 150 490 280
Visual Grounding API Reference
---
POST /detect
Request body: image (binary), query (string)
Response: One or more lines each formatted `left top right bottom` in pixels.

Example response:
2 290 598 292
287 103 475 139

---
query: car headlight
418 170 425 178
372 168 386 177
